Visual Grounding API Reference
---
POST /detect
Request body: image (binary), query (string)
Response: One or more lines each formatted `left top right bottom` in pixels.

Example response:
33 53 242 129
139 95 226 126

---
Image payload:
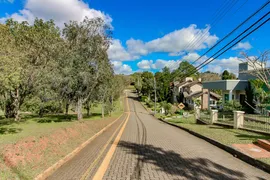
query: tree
221 70 236 80
0 19 62 121
155 67 171 102
241 51 270 90
62 17 112 120
244 82 255 114
172 61 199 81
200 71 220 81
141 72 154 99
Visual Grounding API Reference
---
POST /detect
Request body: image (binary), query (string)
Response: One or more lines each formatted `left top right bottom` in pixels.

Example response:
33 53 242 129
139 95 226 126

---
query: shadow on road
118 141 248 179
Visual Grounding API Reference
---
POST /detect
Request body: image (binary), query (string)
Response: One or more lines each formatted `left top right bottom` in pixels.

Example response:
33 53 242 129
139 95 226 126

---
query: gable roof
181 81 202 88
184 90 221 100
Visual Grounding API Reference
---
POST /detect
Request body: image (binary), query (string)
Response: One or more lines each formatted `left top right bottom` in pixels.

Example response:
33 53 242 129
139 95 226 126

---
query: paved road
48 92 270 180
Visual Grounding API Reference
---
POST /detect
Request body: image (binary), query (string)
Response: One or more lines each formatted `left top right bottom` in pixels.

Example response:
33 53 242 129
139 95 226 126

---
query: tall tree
172 61 199 81
155 67 171 101
222 70 236 80
62 17 112 120
0 19 62 121
141 71 154 99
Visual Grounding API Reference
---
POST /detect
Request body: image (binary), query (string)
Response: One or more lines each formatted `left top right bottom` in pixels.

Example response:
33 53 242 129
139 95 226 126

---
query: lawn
0 97 124 179
0 98 123 147
161 115 270 166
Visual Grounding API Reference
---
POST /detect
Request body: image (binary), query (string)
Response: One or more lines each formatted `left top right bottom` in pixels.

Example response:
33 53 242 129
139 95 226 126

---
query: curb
35 113 126 180
156 117 270 174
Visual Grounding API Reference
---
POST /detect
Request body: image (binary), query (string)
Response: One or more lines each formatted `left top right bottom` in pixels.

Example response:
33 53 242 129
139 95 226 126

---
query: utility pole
154 77 157 115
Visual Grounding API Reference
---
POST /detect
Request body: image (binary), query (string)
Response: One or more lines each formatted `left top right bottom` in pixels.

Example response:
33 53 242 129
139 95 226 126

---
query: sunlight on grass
0 98 124 147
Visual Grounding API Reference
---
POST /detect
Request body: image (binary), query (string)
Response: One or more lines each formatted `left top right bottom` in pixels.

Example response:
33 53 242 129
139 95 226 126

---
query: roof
175 80 192 87
185 90 221 100
210 91 222 99
202 80 248 90
185 90 203 98
181 81 202 88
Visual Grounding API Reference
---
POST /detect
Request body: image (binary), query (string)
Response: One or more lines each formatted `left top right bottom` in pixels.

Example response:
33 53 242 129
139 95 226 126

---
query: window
224 94 229 102
210 100 215 105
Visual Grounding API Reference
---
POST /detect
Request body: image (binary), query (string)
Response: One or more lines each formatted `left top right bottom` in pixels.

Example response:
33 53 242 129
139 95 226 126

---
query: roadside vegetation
0 17 130 179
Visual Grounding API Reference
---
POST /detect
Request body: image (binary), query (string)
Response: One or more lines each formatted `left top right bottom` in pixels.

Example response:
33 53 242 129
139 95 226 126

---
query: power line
189 0 250 52
175 0 239 56
174 0 269 80
185 15 270 78
190 0 269 66
186 0 239 52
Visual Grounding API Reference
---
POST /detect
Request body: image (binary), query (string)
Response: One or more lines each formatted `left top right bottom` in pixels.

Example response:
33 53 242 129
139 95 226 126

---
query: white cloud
112 61 133 75
205 57 241 74
126 39 148 56
137 60 153 70
137 59 181 71
232 41 252 50
153 59 181 71
107 39 139 61
128 24 218 55
0 0 112 28
136 52 206 71
168 52 185 56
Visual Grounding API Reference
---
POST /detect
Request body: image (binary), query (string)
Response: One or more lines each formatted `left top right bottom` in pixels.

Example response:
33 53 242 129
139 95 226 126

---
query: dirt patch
0 116 118 179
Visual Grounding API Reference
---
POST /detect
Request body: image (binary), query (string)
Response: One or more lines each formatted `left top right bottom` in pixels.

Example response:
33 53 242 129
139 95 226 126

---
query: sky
0 0 269 75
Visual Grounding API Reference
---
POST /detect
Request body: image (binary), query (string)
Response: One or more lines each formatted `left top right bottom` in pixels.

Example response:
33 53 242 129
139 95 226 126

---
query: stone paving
47 92 270 180
103 93 270 180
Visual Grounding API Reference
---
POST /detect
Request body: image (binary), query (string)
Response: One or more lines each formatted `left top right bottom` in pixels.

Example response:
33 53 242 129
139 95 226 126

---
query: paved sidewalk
103 93 270 180
46 113 127 180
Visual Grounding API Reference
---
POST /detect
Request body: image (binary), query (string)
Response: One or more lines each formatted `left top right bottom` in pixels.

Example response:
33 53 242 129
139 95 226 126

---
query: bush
141 96 148 102
160 101 172 115
170 105 178 115
146 100 154 108
223 100 242 112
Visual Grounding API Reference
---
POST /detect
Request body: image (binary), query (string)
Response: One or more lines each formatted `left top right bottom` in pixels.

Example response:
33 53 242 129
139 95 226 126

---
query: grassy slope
0 97 124 179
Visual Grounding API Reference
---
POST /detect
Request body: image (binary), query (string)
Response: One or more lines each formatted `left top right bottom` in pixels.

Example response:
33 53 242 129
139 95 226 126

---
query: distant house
174 77 221 110
202 62 266 109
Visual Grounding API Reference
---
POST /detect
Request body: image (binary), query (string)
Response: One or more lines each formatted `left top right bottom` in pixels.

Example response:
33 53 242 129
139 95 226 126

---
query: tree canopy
0 18 127 121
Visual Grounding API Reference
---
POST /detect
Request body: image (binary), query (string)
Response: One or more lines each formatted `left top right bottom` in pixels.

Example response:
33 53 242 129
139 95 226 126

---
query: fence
196 108 270 134
244 114 270 133
217 111 234 126
200 110 211 124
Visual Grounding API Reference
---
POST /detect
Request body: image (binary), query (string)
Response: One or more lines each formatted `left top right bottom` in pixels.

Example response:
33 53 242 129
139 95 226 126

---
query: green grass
164 115 270 166
0 98 124 147
0 97 124 179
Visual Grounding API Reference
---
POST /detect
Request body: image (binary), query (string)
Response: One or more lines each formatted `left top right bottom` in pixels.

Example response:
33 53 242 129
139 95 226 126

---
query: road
47 91 270 180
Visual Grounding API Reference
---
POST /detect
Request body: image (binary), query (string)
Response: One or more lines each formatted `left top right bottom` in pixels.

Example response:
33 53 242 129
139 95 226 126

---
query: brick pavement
103 93 270 180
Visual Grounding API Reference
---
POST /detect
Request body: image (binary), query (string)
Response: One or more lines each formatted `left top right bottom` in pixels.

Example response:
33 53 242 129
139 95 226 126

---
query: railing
217 111 234 126
200 110 211 124
244 114 270 133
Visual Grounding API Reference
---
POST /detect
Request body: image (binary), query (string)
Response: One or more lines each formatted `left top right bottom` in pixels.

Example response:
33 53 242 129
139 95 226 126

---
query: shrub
160 101 172 115
223 100 242 112
141 96 148 102
146 100 154 108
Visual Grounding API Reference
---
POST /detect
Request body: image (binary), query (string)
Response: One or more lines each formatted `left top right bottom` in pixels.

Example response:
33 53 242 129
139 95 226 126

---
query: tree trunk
77 98 83 121
86 102 91 117
111 96 114 111
101 103 104 118
5 90 20 121
65 103 69 115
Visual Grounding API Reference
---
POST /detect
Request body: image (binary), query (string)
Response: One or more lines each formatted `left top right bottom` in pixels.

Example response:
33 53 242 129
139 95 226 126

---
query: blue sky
1 0 269 75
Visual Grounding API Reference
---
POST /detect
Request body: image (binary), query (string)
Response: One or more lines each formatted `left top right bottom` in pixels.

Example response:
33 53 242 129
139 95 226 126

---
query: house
202 62 260 109
174 77 221 110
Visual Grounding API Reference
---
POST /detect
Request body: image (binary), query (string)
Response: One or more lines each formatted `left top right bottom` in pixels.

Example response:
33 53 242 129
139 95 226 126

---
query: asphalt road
47 91 270 180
